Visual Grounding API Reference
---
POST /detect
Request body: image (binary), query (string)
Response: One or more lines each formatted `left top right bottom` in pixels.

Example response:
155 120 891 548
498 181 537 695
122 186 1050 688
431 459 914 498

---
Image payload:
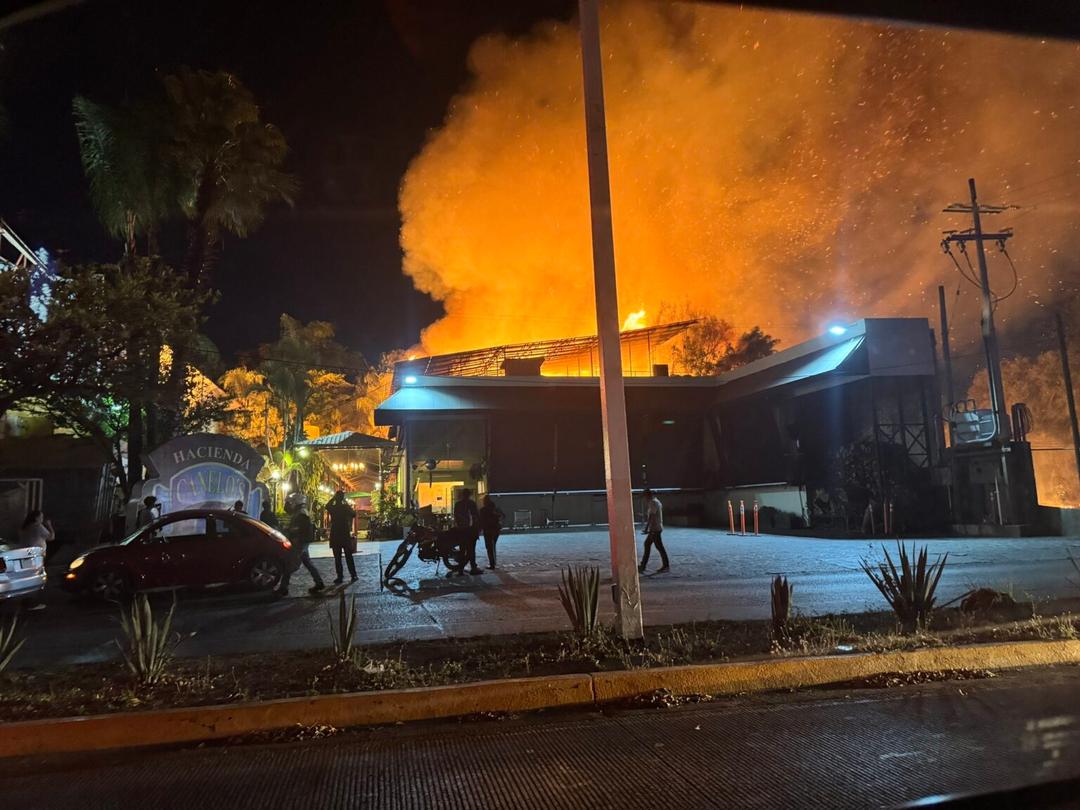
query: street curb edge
2 639 1078 759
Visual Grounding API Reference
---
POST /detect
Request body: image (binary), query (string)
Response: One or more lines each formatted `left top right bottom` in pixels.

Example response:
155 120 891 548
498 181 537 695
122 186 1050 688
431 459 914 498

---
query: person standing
259 501 280 529
479 495 504 569
231 500 247 514
275 494 325 597
638 489 670 574
453 488 482 575
326 490 358 584
136 495 159 529
19 509 54 550
18 510 53 611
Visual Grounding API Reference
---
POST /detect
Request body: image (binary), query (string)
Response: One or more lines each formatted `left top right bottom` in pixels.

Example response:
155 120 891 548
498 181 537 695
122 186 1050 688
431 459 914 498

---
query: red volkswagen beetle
62 509 298 601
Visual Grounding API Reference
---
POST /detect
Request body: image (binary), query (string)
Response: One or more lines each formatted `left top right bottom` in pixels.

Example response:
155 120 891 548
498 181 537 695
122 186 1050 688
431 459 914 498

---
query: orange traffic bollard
753 499 760 536
739 499 746 536
727 500 735 535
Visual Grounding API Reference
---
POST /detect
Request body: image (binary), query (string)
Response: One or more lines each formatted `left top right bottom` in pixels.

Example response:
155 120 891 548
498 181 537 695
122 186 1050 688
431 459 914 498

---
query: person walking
274 493 325 597
453 488 482 575
479 495 504 569
326 490 358 584
638 489 670 574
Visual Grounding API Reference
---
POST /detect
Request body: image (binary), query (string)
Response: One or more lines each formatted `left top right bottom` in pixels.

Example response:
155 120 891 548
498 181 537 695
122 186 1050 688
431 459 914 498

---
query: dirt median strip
3 640 1079 759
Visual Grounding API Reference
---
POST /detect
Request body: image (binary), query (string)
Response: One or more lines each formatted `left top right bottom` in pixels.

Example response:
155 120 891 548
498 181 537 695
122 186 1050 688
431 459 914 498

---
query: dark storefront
376 319 948 531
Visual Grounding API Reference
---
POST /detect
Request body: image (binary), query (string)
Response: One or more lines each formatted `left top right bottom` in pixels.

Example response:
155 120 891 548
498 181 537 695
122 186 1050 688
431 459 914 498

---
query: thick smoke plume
400 1 1080 357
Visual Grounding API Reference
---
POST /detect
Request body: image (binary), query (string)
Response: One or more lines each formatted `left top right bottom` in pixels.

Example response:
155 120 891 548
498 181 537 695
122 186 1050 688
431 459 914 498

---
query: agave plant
860 543 948 633
0 614 25 674
558 566 601 638
116 594 181 686
770 575 793 644
328 591 359 662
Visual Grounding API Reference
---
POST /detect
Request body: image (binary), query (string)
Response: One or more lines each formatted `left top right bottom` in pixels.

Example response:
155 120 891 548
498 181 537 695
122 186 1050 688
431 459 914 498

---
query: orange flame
399 1 1080 362
621 309 647 331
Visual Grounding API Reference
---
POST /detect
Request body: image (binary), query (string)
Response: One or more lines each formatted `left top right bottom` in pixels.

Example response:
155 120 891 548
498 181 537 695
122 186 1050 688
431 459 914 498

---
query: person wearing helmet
274 492 325 597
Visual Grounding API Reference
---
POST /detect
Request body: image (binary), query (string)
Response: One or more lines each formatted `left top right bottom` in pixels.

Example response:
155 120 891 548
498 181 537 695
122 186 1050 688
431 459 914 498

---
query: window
213 517 239 537
155 517 208 541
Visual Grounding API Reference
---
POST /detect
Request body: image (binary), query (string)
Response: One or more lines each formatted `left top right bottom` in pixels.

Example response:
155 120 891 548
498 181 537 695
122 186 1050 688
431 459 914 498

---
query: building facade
376 318 956 533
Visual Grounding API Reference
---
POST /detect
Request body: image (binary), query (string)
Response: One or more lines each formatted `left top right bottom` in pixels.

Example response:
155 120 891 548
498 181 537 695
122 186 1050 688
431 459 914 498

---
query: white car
0 544 46 601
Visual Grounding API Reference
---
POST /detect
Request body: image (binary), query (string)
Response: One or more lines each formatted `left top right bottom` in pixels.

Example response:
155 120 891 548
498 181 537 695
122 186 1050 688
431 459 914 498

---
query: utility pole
937 285 956 409
941 179 1013 441
1055 312 1080 490
577 0 643 639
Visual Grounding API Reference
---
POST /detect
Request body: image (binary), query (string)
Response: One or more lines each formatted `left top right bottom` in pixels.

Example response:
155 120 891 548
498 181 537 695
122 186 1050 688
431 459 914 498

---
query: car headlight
69 556 86 571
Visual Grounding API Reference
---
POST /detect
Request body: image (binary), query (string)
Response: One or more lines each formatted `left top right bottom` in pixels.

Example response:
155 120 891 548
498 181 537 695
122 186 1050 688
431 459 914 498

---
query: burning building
374 317 987 532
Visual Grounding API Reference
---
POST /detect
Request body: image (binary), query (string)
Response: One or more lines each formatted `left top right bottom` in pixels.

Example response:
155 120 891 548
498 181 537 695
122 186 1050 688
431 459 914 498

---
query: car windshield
9 1 1080 804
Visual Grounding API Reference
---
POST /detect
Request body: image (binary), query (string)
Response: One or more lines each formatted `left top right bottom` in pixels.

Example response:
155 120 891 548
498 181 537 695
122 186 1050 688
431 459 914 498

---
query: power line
1005 166 1080 197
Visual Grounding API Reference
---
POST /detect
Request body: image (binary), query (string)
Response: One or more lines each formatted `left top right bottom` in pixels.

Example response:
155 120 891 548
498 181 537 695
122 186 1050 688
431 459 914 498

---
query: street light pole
577 0 643 639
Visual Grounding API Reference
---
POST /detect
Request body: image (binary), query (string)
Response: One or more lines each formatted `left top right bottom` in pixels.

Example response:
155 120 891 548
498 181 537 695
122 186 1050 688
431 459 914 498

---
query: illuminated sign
131 433 269 522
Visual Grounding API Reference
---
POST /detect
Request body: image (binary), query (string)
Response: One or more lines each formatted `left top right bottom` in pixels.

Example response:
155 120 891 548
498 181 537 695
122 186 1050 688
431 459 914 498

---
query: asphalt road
3 666 1078 808
9 529 1080 668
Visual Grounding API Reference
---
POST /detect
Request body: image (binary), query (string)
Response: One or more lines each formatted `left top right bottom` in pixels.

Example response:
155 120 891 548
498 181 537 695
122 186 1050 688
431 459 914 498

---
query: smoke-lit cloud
399 1 1080 356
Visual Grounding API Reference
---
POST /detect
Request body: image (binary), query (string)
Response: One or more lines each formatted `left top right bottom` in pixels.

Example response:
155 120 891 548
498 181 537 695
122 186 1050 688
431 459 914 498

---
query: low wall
703 484 807 531
489 489 706 528
1040 506 1080 537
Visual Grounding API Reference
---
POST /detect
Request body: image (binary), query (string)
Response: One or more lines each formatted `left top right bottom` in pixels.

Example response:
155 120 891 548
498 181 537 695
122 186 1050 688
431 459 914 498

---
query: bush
116 594 182 686
0 614 25 673
558 566 600 638
770 576 793 645
328 591 359 662
860 543 947 633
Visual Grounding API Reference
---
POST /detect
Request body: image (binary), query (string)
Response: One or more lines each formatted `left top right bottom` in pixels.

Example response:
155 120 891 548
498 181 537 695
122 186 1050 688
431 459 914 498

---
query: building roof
713 336 865 402
374 318 935 425
296 431 396 450
392 320 696 385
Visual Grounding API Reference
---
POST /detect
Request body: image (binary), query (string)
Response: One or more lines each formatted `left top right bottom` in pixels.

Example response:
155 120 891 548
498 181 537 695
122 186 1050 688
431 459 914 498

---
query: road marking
879 751 925 760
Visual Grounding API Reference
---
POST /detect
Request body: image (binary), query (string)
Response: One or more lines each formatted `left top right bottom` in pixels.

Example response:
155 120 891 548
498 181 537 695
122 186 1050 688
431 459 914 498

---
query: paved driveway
9 529 1080 668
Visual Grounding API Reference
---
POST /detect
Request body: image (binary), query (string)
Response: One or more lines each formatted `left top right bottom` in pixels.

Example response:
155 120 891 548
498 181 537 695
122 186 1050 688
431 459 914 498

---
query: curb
3 639 1079 759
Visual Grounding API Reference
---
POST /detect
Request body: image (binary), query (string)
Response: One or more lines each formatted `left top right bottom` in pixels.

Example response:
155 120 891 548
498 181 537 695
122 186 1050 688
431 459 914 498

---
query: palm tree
72 97 177 256
74 68 296 286
258 316 362 449
162 68 298 289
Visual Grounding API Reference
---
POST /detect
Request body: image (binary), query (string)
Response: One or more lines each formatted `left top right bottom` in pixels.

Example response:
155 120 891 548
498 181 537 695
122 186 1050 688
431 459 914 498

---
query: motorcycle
382 523 470 582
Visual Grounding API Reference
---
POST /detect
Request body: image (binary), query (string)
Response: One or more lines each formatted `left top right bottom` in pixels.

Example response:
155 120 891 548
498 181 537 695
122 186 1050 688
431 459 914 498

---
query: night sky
0 0 575 362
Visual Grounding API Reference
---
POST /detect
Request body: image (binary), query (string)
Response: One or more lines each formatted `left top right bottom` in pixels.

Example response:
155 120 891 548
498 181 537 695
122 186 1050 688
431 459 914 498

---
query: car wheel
89 569 131 602
248 557 283 590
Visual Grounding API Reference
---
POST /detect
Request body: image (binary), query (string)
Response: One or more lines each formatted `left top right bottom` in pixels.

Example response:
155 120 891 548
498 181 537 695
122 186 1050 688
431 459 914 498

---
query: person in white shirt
638 489 670 574
18 509 54 550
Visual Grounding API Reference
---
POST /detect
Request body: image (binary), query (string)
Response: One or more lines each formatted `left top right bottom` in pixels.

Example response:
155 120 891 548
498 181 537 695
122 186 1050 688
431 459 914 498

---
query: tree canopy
74 67 297 286
670 315 778 376
4 258 213 496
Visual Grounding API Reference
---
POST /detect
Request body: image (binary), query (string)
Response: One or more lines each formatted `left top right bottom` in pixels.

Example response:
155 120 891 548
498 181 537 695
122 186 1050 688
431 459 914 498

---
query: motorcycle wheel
383 538 415 581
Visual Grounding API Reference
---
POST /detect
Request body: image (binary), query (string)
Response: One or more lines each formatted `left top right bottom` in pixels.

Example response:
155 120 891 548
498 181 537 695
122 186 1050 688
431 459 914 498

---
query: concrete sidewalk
11 529 1080 668
4 665 1078 808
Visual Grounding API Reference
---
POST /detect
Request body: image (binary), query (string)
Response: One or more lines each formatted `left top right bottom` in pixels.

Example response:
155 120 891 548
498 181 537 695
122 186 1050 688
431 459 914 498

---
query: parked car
62 509 297 601
0 543 46 602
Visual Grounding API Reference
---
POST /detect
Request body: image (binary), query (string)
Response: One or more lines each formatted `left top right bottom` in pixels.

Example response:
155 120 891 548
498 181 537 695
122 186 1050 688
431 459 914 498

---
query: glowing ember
622 309 647 331
399 2 1080 359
